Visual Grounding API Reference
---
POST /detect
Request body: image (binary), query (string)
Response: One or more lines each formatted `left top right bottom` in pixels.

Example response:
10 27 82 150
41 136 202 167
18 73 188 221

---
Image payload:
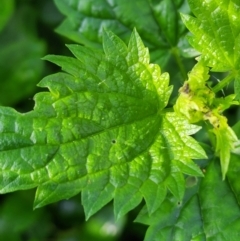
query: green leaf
135 183 205 241
199 160 240 240
140 180 167 215
54 0 191 69
149 0 188 46
182 0 240 72
212 125 238 179
0 4 46 106
136 159 240 241
174 61 238 179
0 29 205 220
227 121 240 205
234 75 240 101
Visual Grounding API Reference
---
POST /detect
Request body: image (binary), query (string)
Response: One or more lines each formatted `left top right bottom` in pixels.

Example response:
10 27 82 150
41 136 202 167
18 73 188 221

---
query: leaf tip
180 13 190 23
129 27 142 42
41 55 54 62
33 200 43 210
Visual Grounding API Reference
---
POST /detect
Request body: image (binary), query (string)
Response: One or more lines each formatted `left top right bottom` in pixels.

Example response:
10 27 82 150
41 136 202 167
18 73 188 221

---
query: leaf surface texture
0 30 205 220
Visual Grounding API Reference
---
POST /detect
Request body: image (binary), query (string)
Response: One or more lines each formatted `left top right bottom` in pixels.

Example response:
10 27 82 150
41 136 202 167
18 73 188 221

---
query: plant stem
212 73 235 93
172 47 187 80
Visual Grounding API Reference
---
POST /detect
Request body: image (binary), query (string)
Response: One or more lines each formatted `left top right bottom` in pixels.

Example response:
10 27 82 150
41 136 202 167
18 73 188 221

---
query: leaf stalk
171 47 187 80
212 73 235 93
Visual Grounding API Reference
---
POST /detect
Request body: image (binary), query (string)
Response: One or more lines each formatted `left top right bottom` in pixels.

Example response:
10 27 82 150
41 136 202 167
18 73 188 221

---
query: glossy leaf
200 160 240 240
174 61 238 179
182 0 240 72
227 121 240 205
234 75 240 101
148 0 187 46
54 0 192 69
136 159 240 241
0 29 205 221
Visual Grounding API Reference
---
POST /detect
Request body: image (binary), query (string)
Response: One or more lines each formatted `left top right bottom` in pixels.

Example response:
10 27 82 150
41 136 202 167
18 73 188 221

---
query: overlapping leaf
0 29 205 220
182 0 240 72
227 121 240 206
54 0 193 68
136 159 240 241
174 61 239 179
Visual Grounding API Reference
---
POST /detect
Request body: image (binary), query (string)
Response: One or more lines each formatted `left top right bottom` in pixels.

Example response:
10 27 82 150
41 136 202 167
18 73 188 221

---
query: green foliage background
1 0 240 241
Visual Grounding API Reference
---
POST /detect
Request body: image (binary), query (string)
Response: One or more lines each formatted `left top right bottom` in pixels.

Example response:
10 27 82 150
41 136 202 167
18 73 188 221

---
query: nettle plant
1 0 240 240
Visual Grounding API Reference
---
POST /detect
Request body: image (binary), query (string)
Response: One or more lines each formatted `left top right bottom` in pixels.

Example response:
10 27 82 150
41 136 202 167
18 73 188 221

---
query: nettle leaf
54 0 191 68
174 61 239 179
227 121 240 205
0 29 205 220
234 75 240 101
136 160 240 241
148 0 188 47
182 0 240 72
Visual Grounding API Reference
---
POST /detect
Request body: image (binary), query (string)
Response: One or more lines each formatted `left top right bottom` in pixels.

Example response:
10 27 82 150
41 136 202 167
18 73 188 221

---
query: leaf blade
0 29 205 222
182 0 240 71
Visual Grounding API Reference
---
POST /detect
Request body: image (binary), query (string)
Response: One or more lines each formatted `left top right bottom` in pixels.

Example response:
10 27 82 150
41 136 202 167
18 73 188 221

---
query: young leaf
174 61 239 179
0 29 205 221
181 0 240 72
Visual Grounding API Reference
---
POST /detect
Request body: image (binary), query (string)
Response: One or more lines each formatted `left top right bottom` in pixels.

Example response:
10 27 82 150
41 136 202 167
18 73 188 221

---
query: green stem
212 73 235 93
172 47 187 80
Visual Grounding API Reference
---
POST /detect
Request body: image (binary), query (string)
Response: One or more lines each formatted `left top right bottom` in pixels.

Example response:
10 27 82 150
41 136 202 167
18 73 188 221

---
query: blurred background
0 0 147 240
